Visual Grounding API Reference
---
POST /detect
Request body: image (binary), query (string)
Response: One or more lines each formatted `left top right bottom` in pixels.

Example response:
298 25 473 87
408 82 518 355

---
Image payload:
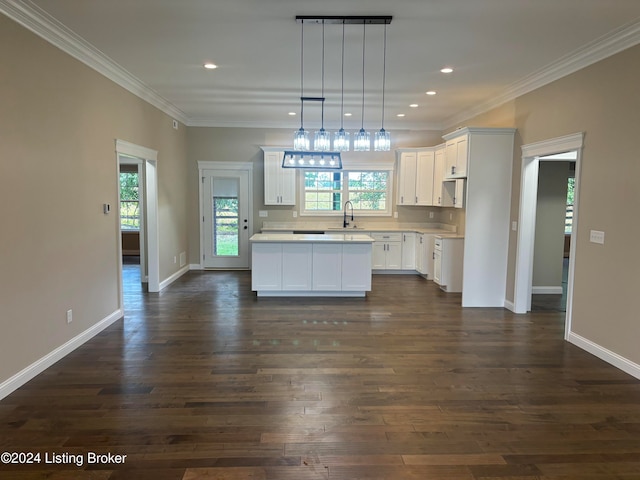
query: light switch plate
590 230 605 244
259 210 268 217
512 221 517 231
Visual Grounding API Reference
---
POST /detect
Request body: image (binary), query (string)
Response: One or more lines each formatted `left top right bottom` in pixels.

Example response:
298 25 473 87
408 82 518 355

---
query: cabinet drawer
371 232 402 242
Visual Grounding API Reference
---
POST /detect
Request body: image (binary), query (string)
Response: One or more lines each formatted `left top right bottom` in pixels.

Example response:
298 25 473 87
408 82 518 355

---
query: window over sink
300 170 391 216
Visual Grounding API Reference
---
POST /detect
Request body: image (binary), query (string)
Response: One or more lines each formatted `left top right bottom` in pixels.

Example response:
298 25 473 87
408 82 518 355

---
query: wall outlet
429 211 434 219
292 211 297 218
259 210 268 218
394 211 398 218
449 213 453 221
66 309 73 324
512 221 518 231
172 119 178 130
173 256 177 264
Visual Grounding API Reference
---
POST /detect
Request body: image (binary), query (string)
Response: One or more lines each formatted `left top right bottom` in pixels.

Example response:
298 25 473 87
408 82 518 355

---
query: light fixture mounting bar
296 16 392 25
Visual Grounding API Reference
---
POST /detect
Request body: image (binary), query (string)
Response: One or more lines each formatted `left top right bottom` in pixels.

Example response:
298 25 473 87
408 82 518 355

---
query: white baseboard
0 309 123 401
504 300 516 312
159 265 190 290
189 263 202 270
532 286 563 294
567 331 640 380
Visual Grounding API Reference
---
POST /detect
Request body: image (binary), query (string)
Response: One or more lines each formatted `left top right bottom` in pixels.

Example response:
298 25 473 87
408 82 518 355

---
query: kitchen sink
326 226 366 230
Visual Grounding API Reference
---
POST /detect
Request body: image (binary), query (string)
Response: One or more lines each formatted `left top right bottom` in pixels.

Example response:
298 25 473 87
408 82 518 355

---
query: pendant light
313 21 331 151
293 20 309 150
333 21 350 151
353 21 370 151
374 23 390 151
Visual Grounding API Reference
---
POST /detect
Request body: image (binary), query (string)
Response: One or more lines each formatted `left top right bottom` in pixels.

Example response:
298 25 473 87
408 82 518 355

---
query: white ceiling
7 0 640 130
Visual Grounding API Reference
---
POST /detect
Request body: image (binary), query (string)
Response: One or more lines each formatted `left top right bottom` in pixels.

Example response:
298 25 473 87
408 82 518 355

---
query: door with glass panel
202 169 250 269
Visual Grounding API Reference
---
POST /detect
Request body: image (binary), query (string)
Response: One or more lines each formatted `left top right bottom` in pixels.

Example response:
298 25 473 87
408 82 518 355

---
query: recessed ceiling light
396 113 405 117
426 91 437 96
409 104 419 108
288 112 296 116
440 67 453 73
203 63 218 70
344 113 352 117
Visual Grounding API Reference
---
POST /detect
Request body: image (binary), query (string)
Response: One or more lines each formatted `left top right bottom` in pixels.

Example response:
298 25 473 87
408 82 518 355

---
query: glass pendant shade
353 128 370 152
374 129 390 151
293 128 309 151
314 128 331 151
333 128 350 151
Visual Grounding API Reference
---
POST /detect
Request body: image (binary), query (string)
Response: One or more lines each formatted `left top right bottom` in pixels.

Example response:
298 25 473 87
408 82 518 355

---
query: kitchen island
250 233 374 297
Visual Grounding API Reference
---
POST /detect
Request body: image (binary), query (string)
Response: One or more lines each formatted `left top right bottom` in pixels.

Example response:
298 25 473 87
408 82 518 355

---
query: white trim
568 332 640 380
189 263 203 271
444 19 640 129
521 132 585 158
532 286 563 295
159 264 190 290
0 0 189 125
116 140 158 162
504 300 516 312
0 309 123 400
198 161 254 170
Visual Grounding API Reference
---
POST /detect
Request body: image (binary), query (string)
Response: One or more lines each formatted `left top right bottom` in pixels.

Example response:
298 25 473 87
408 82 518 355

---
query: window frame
299 167 393 217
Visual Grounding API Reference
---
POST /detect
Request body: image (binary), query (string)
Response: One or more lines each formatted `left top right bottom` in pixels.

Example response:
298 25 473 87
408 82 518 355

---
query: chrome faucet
343 200 354 228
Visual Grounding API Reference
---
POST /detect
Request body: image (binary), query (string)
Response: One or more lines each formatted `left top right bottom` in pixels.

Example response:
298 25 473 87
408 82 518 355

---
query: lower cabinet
401 232 416 270
371 232 402 269
433 237 464 292
252 241 372 296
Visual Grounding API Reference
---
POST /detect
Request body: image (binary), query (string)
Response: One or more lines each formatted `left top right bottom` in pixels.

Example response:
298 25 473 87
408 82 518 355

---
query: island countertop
250 233 375 243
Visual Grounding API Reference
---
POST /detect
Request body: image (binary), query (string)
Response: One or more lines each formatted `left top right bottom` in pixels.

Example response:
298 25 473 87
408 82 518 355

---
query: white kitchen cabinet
342 243 372 291
262 149 296 205
282 244 312 290
433 145 446 206
312 243 342 290
251 243 282 291
445 134 468 178
401 232 416 270
416 233 435 277
371 232 402 270
396 150 435 206
433 236 464 292
442 178 465 208
441 127 516 306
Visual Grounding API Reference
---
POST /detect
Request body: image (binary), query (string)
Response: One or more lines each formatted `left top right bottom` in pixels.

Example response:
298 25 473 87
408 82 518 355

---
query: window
301 170 391 216
119 172 139 230
213 197 239 256
565 176 575 234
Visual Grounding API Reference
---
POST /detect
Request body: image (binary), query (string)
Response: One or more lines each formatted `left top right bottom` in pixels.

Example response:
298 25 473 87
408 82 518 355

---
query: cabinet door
282 244 312 290
424 234 435 278
397 152 417 205
433 249 442 285
453 179 465 209
386 242 402 269
445 141 457 178
433 147 445 206
342 243 372 291
416 234 426 274
455 136 468 177
312 244 342 290
372 242 387 269
263 151 282 205
401 233 416 270
252 243 282 290
279 167 296 205
416 151 435 206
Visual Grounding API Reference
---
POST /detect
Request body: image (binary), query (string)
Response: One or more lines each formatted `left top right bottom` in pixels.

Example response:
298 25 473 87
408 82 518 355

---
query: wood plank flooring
1 269 640 479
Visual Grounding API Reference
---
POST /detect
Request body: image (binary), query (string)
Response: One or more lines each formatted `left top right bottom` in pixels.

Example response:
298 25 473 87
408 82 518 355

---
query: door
202 169 250 269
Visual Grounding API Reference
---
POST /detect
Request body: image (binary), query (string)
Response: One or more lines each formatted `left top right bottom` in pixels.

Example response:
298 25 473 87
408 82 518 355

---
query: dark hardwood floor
1 269 640 479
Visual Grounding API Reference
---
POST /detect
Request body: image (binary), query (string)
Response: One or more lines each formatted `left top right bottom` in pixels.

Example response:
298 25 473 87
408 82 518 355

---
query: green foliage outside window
120 172 139 230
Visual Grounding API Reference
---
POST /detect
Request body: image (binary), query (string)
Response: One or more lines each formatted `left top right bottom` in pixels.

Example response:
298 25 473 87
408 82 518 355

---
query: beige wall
457 44 640 365
533 161 570 288
0 16 189 384
186 127 451 264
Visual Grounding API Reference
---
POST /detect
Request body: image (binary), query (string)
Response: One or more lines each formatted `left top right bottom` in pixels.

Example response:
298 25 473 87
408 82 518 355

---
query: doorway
115 140 159 313
198 162 253 269
513 132 583 340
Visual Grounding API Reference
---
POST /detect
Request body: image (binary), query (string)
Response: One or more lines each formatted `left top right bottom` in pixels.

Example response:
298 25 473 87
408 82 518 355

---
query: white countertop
250 233 375 243
260 222 457 236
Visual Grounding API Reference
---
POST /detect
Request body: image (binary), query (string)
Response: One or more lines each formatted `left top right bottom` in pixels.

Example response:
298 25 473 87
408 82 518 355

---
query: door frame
513 132 583 340
198 161 253 269
116 140 160 307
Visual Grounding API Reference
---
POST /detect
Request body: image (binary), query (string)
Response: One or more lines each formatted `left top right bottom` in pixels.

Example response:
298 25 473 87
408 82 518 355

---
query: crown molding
0 0 190 125
443 17 640 130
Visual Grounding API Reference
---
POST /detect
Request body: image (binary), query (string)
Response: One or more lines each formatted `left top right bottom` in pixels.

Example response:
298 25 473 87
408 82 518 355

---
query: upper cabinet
433 144 446 206
261 149 296 205
444 134 468 178
396 149 436 206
